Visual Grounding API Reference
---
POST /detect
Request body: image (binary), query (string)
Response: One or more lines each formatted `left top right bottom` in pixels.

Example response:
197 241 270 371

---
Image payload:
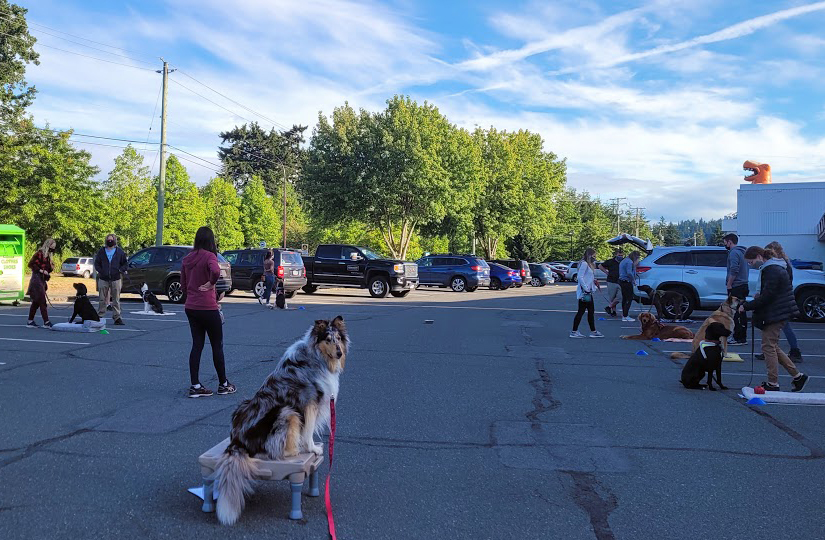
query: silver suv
61 256 94 278
637 246 825 322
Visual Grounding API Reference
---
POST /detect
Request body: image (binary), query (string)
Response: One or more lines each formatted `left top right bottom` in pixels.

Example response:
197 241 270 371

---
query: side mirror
350 253 362 261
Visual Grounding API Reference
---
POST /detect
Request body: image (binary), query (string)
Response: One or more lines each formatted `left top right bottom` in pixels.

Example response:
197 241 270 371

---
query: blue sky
19 0 825 221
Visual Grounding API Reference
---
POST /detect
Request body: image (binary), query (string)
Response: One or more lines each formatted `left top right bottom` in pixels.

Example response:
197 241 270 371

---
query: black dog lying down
680 322 731 390
70 283 100 323
637 284 687 321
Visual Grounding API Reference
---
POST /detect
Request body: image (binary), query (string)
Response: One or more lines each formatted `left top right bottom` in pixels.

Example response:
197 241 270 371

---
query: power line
170 66 289 130
69 139 158 152
32 40 156 72
29 27 156 66
171 153 222 174
0 13 156 60
167 144 222 169
168 77 257 124
143 80 163 153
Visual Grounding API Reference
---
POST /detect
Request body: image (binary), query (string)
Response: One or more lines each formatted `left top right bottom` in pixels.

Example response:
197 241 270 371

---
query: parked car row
67 243 582 303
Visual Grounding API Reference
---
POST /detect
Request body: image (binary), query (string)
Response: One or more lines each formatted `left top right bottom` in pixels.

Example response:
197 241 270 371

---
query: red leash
325 397 337 540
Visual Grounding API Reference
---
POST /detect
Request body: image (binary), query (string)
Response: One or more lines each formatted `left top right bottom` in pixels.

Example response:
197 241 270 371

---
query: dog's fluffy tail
215 445 260 526
670 352 689 359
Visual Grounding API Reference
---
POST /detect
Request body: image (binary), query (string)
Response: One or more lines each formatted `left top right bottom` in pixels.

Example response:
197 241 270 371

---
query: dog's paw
283 448 299 458
310 443 323 456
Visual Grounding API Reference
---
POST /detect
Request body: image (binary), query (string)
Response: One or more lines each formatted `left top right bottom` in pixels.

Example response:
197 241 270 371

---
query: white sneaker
623 317 635 322
589 331 604 338
569 330 585 339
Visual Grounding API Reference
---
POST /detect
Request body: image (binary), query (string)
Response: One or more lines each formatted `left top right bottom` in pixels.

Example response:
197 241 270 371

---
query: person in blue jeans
260 250 276 308
618 251 639 322
724 233 749 345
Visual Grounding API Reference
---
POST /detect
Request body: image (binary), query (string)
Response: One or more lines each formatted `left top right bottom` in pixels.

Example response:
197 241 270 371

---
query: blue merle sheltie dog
215 316 348 525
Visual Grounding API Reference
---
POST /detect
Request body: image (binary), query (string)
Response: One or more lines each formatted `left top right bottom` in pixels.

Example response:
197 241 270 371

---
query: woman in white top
570 248 604 338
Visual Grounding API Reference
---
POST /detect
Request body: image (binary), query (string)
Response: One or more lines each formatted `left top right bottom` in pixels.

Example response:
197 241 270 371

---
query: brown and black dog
637 285 687 321
680 322 731 390
621 312 694 340
670 295 741 359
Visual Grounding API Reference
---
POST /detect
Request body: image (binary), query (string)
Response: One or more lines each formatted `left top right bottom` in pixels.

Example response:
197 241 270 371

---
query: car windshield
216 253 228 263
359 247 387 260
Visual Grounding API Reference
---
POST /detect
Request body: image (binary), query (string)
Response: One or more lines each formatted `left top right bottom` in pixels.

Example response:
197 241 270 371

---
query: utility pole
609 198 627 234
629 207 645 237
282 164 288 248
155 60 174 246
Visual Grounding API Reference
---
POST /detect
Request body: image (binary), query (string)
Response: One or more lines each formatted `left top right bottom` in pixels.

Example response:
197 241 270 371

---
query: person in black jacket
94 233 128 325
740 246 808 392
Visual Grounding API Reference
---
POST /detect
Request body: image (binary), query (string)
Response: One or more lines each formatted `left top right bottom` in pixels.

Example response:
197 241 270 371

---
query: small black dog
274 279 286 309
680 322 731 390
141 282 164 314
70 283 100 323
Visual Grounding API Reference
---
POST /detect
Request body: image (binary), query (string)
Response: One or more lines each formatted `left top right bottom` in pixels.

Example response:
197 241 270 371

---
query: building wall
735 182 825 263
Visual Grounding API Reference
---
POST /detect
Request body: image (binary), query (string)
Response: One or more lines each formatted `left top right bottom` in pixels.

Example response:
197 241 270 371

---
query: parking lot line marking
0 313 184 323
0 324 144 332
0 337 90 345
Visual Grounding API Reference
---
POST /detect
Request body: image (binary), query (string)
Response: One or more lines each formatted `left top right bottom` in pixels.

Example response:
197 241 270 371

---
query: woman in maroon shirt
180 227 235 398
26 238 56 328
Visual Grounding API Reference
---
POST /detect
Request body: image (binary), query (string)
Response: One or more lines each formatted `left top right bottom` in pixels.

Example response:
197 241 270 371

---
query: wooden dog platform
197 437 324 520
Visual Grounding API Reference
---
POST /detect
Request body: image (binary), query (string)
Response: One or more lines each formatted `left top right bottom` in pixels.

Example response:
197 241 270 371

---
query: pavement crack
0 428 92 469
527 358 561 427
565 471 618 540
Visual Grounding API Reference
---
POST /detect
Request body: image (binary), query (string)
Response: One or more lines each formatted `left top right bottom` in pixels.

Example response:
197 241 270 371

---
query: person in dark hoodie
94 233 128 325
739 246 808 392
180 226 235 398
723 233 749 345
754 241 803 362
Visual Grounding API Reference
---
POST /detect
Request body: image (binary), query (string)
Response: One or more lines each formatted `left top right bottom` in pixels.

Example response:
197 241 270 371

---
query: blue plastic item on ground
636 350 649 356
651 337 661 342
747 397 766 405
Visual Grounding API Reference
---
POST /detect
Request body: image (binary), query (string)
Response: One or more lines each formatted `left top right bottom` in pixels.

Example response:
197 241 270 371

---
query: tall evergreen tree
240 176 280 248
160 155 205 245
102 145 156 251
201 177 243 250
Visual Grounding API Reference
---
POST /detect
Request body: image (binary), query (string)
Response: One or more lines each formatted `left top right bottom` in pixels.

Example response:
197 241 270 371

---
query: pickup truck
301 244 419 298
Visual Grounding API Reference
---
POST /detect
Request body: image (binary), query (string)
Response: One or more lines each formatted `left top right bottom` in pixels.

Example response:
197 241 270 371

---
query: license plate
292 270 299 276
220 270 226 277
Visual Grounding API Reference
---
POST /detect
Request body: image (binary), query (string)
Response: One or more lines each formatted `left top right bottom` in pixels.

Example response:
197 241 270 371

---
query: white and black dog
140 283 164 314
215 316 348 525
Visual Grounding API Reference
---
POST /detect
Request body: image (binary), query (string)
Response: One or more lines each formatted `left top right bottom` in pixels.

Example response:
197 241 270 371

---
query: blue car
416 254 491 292
528 263 554 286
488 263 521 290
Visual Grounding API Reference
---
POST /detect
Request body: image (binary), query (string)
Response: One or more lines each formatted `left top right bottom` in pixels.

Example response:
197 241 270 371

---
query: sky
18 0 825 222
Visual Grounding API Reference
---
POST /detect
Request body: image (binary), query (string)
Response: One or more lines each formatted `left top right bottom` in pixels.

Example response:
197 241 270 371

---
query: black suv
489 259 531 287
121 246 232 303
222 248 306 299
415 254 490 292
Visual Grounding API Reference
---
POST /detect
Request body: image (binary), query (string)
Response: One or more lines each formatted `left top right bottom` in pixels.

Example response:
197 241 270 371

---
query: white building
722 181 825 264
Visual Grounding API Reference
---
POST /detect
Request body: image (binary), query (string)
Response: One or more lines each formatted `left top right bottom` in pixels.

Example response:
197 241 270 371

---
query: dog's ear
311 320 329 341
331 315 347 339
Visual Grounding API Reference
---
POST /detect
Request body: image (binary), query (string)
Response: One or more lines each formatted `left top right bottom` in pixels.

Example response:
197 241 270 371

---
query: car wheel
530 277 541 287
166 279 184 303
253 280 267 298
466 286 477 292
490 277 501 290
571 274 578 283
225 288 235 296
450 276 466 292
798 288 825 322
284 289 297 299
515 283 523 288
368 276 390 298
82 270 91 279
667 286 695 319
302 284 318 294
390 290 410 298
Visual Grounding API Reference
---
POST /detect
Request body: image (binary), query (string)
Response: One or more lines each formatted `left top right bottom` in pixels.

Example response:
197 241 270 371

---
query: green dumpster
0 225 26 304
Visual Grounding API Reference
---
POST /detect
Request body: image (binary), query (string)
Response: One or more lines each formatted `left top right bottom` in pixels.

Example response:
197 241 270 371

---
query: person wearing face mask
723 233 749 346
618 251 640 322
26 238 56 328
94 233 128 325
739 246 808 392
570 248 604 339
598 249 624 317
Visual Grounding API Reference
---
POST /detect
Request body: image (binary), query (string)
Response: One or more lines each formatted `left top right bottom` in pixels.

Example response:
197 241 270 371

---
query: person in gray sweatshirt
724 233 749 344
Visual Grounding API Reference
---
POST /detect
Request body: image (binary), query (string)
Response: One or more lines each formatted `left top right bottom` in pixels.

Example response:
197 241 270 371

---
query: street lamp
568 231 574 260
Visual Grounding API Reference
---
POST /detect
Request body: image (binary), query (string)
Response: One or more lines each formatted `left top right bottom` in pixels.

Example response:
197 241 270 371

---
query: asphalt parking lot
1 284 824 540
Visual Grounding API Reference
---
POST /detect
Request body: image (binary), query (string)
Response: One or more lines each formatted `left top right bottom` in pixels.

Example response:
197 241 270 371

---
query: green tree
240 176 280 248
694 228 707 246
302 96 457 259
0 1 39 127
0 125 103 254
160 155 204 245
472 128 566 259
710 223 725 246
663 223 682 246
201 177 243 250
101 145 156 252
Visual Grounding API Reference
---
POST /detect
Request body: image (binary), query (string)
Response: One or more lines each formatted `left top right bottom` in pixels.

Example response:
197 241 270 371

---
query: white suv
637 246 825 322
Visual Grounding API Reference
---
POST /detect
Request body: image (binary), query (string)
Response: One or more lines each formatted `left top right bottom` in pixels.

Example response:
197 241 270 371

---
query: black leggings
619 280 634 317
573 299 595 332
185 308 226 386
28 299 48 322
